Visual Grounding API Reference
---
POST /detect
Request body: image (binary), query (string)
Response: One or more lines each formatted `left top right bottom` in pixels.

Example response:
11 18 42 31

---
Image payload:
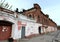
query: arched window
38 15 40 22
38 15 40 18
29 14 32 18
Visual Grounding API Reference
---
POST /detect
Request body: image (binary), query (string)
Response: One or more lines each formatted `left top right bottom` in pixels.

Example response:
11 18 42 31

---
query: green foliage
0 0 12 10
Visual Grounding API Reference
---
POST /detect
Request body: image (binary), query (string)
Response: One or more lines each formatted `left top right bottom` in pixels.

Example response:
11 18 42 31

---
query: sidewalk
19 30 60 42
0 30 60 42
18 34 53 42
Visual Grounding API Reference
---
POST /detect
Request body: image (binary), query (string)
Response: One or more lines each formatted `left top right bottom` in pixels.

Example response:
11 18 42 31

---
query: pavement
19 30 60 42
0 30 60 42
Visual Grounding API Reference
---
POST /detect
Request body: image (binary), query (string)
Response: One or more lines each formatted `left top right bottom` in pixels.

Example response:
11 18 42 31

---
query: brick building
20 4 57 33
57 26 60 30
0 7 18 42
0 7 42 42
0 4 57 42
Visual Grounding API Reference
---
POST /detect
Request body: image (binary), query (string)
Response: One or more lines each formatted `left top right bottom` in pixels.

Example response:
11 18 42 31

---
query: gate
0 21 12 40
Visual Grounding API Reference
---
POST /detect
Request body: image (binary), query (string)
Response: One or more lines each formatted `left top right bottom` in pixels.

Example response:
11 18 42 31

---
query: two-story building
0 7 42 42
0 4 57 42
19 4 57 34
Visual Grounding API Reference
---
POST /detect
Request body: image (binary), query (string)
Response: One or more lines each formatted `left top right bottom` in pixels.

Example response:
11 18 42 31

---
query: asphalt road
0 30 60 42
20 30 60 42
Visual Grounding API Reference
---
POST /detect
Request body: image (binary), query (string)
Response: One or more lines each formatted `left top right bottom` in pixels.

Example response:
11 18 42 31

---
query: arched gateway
0 20 13 40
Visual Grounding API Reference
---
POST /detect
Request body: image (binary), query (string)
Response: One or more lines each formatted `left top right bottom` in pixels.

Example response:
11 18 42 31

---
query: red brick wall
21 4 57 27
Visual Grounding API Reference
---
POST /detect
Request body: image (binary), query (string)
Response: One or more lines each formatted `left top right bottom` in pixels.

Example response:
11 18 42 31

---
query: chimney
23 9 26 12
15 8 19 12
34 3 41 9
45 14 49 18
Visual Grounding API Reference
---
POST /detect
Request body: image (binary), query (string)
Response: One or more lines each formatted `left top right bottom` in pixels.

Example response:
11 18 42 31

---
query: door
21 26 25 38
0 25 12 40
0 21 12 40
38 26 41 34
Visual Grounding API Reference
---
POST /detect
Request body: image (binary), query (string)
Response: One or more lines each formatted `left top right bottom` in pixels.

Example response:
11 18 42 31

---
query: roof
19 4 57 26
0 7 14 14
19 8 35 13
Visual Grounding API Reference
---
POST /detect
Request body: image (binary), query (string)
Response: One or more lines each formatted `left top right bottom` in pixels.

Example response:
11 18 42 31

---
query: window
38 15 40 18
29 14 32 18
38 15 40 22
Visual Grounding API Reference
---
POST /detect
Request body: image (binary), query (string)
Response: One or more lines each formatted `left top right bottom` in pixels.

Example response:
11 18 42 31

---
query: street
19 30 60 42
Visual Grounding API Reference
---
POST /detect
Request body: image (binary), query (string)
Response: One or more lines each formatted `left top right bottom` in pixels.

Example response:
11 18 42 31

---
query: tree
0 0 12 10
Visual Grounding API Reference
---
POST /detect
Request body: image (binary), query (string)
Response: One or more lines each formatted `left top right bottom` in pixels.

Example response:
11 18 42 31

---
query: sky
2 0 60 25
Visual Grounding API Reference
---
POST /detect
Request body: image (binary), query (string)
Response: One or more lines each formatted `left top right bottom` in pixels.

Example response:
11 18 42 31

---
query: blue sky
3 0 60 25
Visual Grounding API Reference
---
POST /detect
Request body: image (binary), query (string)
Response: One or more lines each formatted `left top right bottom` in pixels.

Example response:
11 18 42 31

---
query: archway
0 20 13 40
